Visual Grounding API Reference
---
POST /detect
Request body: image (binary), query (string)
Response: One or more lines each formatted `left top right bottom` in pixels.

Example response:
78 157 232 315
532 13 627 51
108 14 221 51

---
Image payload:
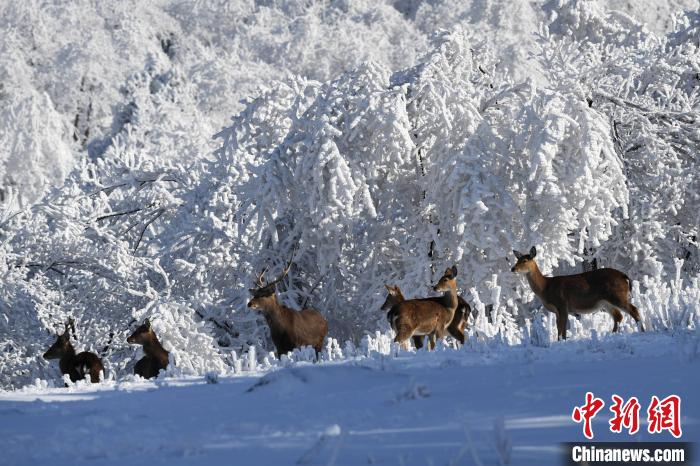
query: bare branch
89 177 182 198
134 208 165 253
95 208 142 222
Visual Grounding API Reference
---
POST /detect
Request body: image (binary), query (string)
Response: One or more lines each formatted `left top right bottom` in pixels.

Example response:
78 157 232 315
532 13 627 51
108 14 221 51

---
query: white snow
1 331 698 465
1 0 698 388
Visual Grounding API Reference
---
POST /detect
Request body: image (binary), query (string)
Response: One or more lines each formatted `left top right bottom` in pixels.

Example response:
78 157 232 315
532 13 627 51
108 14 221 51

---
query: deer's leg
439 324 450 339
626 303 645 332
556 308 569 340
448 322 465 345
412 336 424 350
69 369 80 383
395 324 414 350
427 333 436 351
458 321 467 343
610 308 623 333
621 302 645 332
609 297 646 332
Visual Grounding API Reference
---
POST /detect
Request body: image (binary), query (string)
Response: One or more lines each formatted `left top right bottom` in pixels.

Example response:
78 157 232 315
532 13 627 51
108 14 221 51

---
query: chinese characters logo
572 392 682 439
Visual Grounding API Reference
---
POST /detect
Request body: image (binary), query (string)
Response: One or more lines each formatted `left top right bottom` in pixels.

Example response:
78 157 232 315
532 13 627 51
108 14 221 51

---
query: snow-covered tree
540 3 700 278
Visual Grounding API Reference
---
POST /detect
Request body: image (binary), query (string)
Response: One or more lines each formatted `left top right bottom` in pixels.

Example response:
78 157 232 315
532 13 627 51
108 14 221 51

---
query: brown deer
511 246 645 340
126 318 169 379
390 266 460 350
247 256 328 358
381 284 471 347
43 319 104 384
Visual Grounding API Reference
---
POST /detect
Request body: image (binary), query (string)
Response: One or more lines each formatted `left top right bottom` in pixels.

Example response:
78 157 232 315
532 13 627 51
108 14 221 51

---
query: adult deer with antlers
43 319 104 384
381 285 471 347
511 246 645 340
390 266 460 350
248 253 328 358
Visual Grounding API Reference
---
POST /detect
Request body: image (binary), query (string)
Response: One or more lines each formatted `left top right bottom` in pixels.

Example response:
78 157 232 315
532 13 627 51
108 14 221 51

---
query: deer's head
433 266 458 292
127 318 155 345
381 285 404 310
43 320 74 360
247 283 278 311
248 250 295 311
511 246 537 274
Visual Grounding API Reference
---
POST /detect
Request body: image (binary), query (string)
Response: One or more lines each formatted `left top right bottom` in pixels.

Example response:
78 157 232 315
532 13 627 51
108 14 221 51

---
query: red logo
609 395 641 435
572 392 605 439
573 393 682 439
647 395 682 438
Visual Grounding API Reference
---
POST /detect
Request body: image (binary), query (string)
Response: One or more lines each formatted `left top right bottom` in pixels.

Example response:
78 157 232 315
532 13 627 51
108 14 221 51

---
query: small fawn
248 255 328 357
127 318 169 379
43 319 104 384
390 266 460 350
512 246 645 340
381 284 471 347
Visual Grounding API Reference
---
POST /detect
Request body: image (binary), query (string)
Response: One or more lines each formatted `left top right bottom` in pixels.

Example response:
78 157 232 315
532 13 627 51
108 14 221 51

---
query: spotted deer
390 266 460 350
43 319 104 384
381 284 471 348
511 246 645 340
127 318 169 379
247 255 328 358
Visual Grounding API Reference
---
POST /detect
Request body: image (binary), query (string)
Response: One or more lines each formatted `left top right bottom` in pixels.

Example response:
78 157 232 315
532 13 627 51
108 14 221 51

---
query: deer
390 266 460 350
381 284 471 348
247 254 328 358
511 246 645 340
126 318 169 379
43 319 104 384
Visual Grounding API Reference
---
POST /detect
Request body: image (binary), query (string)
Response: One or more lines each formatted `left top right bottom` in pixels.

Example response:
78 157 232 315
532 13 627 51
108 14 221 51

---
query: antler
255 265 269 288
266 245 297 288
65 317 76 338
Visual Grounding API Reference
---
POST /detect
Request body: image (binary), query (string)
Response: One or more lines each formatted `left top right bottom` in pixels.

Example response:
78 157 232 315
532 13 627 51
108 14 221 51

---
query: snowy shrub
545 0 655 47
134 301 228 377
540 5 700 279
412 0 546 83
634 262 700 332
469 277 522 345
0 88 75 208
0 0 428 207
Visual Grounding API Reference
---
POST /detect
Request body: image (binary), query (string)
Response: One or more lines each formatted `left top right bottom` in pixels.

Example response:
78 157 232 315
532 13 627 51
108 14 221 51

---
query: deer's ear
529 246 537 258
513 249 523 259
384 284 392 292
248 288 257 295
450 265 458 277
144 318 151 329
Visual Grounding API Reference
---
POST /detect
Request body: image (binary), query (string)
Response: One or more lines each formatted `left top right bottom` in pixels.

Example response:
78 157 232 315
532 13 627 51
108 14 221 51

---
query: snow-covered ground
2 331 697 466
